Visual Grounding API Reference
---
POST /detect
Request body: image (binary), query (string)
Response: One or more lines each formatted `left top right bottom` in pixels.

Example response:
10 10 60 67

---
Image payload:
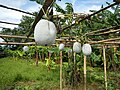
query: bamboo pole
60 51 63 90
103 45 107 90
89 41 120 45
85 25 120 35
1 41 120 46
88 29 120 36
35 44 38 66
74 52 76 67
73 52 76 86
0 42 35 45
84 55 87 90
48 52 51 71
0 34 34 39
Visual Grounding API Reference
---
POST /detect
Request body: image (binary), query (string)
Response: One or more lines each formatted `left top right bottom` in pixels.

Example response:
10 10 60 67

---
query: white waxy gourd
34 19 57 46
73 42 81 53
82 44 92 55
59 43 65 51
23 46 29 52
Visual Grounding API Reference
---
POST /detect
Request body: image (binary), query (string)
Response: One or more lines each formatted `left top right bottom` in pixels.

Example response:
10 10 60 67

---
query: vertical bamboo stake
68 52 70 66
74 52 76 87
48 52 51 71
73 52 77 89
84 55 87 90
74 52 76 66
103 45 107 90
60 51 63 90
35 44 38 66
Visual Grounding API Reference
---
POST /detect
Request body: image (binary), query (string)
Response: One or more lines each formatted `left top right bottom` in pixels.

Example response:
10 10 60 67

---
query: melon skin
59 43 65 51
82 44 92 55
23 46 29 52
73 42 81 53
34 19 57 46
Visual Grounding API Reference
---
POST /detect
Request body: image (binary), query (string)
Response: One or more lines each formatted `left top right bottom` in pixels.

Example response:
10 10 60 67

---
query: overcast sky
0 0 113 42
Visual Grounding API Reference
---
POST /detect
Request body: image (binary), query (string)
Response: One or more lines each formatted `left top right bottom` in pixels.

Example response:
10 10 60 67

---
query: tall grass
0 57 60 90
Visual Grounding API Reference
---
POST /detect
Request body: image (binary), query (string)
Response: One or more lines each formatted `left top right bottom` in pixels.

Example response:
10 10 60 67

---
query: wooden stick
73 52 77 89
89 41 120 44
103 46 107 90
74 52 76 66
35 44 38 66
0 42 35 45
60 51 63 90
0 34 34 39
85 25 120 35
84 55 87 90
48 52 51 71
88 29 120 36
90 37 120 43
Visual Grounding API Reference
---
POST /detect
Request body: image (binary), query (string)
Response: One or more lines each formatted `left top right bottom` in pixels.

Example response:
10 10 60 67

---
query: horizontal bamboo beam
89 41 120 44
85 25 120 35
88 29 120 36
0 35 120 45
93 37 120 43
0 42 35 45
0 34 34 39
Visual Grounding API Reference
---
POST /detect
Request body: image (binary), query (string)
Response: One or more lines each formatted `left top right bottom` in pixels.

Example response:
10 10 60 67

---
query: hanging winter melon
34 19 57 46
59 43 65 51
82 44 92 55
23 46 29 52
73 42 81 53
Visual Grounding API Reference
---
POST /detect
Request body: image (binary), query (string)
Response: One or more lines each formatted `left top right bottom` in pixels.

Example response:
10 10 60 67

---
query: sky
0 0 113 42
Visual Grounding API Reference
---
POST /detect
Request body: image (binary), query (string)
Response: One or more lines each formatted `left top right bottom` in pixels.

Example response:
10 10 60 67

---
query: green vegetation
0 57 60 90
0 56 120 90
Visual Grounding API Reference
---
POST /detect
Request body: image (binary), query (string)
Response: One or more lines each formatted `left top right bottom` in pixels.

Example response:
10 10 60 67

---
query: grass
0 57 60 90
0 57 120 90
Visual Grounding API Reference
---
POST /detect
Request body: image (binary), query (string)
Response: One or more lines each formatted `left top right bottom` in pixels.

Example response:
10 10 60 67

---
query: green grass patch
0 57 60 90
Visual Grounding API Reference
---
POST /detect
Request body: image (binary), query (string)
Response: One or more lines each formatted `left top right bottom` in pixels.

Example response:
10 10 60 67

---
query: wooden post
68 52 70 66
84 55 87 90
103 45 107 90
35 44 38 66
48 52 51 71
60 51 63 90
74 52 76 66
